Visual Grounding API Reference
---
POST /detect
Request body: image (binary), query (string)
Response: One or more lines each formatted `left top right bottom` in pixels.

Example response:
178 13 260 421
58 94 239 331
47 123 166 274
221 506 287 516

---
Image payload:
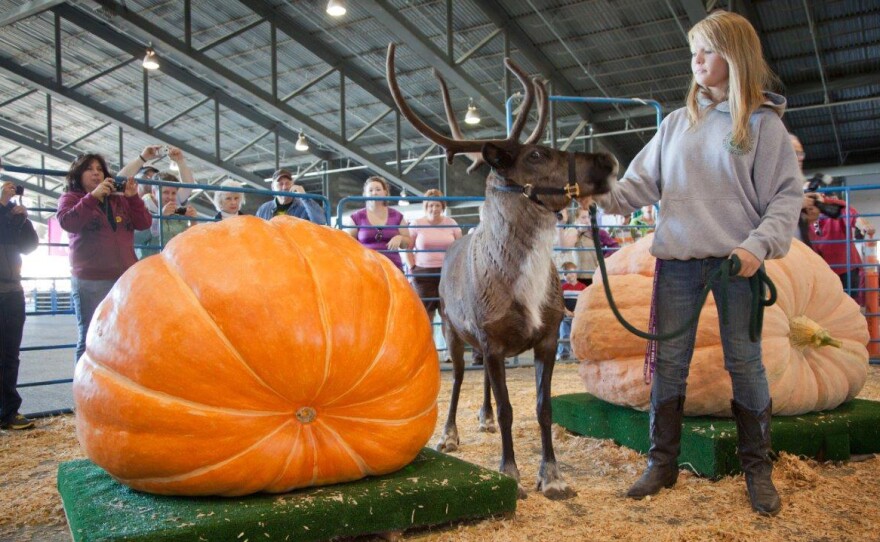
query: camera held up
804 173 844 219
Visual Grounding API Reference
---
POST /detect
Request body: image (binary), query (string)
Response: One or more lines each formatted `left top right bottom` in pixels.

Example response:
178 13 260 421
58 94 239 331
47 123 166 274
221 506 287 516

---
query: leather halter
492 152 581 210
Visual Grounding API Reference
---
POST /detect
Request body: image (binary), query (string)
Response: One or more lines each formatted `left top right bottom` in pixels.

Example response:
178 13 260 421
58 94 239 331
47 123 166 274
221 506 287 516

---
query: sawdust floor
2 364 879 542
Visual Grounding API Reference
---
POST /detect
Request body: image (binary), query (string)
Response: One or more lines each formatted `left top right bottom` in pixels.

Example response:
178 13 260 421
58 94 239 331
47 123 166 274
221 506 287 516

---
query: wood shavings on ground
1 364 878 542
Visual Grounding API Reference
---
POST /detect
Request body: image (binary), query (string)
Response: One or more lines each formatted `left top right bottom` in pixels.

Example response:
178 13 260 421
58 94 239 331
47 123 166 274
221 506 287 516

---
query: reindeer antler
386 43 543 166
434 68 485 173
524 77 549 146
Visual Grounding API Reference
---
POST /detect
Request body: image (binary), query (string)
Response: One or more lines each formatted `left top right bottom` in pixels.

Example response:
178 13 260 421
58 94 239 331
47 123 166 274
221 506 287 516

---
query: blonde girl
595 10 802 516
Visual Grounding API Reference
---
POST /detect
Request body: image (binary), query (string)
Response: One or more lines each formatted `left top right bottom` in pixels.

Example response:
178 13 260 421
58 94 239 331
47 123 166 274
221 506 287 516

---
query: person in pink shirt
406 189 462 323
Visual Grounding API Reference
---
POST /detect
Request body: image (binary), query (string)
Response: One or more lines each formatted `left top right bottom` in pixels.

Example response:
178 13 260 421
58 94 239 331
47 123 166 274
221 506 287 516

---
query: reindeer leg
534 338 577 500
436 329 465 453
485 350 526 499
477 353 496 433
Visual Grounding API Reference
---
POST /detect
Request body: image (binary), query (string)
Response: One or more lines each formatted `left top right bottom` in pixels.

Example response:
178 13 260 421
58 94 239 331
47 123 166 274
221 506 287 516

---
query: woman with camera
56 149 155 363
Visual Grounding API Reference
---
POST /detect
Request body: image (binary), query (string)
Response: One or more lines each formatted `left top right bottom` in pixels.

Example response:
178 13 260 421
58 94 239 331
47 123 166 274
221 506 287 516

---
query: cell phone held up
13 185 23 196
112 178 127 193
173 206 188 216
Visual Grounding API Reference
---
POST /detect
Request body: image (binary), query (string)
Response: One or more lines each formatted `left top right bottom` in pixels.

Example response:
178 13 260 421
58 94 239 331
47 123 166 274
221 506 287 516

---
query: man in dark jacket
0 176 39 430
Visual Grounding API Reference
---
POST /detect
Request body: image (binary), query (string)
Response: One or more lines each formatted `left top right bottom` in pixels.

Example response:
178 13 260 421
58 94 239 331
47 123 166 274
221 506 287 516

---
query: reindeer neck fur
469 172 559 333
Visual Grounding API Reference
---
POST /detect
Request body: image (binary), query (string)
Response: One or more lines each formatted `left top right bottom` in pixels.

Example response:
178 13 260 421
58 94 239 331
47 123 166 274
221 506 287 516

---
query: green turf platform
57 448 517 542
553 393 880 478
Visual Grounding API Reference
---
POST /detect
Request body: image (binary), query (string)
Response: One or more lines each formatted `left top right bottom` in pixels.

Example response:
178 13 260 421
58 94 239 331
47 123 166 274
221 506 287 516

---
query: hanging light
464 98 481 125
295 132 309 151
142 48 160 70
326 0 347 17
398 188 410 206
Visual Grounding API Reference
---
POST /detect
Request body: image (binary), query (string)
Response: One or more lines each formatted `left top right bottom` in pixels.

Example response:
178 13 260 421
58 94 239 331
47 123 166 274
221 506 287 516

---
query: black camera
173 206 188 216
805 173 833 194
112 178 127 193
14 185 23 196
816 199 844 219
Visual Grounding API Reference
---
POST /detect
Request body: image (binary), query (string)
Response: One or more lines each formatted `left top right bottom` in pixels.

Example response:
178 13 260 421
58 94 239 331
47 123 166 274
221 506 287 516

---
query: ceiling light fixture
464 98 481 125
398 188 410 206
326 0 347 17
295 132 309 151
142 48 160 70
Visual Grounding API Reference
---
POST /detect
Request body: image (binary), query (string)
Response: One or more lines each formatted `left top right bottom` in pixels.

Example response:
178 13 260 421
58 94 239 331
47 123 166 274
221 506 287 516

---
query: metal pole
270 20 277 101
143 67 149 127
339 68 346 140
46 94 52 149
214 98 220 160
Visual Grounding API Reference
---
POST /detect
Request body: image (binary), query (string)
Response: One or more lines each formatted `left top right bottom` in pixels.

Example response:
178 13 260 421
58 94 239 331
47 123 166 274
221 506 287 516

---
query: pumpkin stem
789 315 843 349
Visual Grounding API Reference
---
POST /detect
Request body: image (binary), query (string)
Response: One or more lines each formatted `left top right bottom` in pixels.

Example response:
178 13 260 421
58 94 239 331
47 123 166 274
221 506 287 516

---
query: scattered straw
1 365 879 541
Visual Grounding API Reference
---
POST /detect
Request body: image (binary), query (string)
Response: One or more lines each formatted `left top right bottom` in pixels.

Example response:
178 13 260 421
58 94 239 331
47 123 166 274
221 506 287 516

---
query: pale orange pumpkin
571 234 869 416
74 215 439 496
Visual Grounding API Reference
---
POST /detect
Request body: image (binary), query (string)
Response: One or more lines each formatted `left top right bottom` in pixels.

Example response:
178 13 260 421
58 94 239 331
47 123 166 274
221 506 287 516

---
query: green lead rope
587 203 776 342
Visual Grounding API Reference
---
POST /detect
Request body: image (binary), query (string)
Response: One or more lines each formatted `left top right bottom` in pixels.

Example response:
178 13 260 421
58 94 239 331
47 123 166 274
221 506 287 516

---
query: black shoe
731 400 781 516
1 413 35 430
626 395 684 499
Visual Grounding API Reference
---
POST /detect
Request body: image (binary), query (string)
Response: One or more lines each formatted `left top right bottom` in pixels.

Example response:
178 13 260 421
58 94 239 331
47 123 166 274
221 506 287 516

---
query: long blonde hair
686 11 779 152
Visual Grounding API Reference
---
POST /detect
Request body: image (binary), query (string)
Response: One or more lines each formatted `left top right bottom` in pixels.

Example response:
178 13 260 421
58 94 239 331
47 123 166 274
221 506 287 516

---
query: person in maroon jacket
56 152 152 363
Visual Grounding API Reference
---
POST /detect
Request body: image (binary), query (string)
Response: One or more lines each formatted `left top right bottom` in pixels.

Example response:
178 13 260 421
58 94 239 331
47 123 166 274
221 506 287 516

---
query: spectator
556 261 586 361
809 194 875 302
212 180 246 220
0 176 39 430
255 169 326 225
560 204 619 286
135 172 197 258
789 134 821 248
135 159 193 206
552 207 575 271
134 164 158 199
56 150 153 363
405 189 462 323
344 176 410 272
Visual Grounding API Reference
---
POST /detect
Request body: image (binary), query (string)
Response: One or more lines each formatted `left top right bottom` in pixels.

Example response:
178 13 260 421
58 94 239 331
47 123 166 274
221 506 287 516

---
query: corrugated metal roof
0 0 876 194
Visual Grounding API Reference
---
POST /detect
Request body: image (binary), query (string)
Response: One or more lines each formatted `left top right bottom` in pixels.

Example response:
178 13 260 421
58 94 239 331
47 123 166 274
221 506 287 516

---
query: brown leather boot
626 396 684 499
731 400 782 516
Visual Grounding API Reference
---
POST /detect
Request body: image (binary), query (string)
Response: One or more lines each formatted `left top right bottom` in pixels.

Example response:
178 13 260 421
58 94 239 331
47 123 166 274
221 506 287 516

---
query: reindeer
387 44 615 499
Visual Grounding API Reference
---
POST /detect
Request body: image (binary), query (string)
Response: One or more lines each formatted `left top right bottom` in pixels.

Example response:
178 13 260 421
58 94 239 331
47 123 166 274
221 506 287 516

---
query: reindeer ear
481 143 515 170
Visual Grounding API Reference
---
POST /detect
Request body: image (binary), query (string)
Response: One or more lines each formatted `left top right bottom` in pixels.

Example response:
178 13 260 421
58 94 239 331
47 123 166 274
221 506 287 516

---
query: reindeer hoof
537 478 577 500
435 437 459 453
478 421 497 433
517 484 528 500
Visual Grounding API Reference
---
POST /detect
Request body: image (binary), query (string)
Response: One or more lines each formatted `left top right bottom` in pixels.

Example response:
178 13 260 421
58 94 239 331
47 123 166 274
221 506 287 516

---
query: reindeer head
386 43 615 213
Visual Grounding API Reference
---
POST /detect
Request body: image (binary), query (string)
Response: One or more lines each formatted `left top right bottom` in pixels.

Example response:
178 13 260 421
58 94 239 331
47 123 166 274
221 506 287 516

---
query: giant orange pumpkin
74 215 439 496
571 234 869 416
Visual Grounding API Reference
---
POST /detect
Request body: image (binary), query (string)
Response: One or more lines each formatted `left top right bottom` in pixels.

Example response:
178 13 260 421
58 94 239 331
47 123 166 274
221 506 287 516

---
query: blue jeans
557 316 573 358
652 258 770 412
71 277 116 363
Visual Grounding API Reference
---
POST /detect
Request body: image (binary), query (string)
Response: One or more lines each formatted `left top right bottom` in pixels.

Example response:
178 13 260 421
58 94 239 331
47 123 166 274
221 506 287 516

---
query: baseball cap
272 169 293 182
136 165 159 178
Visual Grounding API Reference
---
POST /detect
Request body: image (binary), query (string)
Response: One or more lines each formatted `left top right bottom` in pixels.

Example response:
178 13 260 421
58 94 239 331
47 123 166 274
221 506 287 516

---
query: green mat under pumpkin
552 393 880 478
57 448 516 542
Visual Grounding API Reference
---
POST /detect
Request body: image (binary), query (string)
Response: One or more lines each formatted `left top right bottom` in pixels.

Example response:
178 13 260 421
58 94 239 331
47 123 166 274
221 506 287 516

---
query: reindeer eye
529 149 544 161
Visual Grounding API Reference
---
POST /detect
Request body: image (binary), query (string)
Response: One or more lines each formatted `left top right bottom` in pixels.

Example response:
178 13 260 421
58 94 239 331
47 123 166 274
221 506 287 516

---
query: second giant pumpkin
74 216 439 496
571 235 869 416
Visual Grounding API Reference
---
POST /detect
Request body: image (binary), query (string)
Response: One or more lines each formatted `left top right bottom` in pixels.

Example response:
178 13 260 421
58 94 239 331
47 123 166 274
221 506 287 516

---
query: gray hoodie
595 92 803 262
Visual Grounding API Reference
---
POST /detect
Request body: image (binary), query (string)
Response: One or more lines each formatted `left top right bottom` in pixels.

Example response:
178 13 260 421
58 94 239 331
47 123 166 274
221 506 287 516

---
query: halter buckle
521 184 534 198
564 183 580 199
